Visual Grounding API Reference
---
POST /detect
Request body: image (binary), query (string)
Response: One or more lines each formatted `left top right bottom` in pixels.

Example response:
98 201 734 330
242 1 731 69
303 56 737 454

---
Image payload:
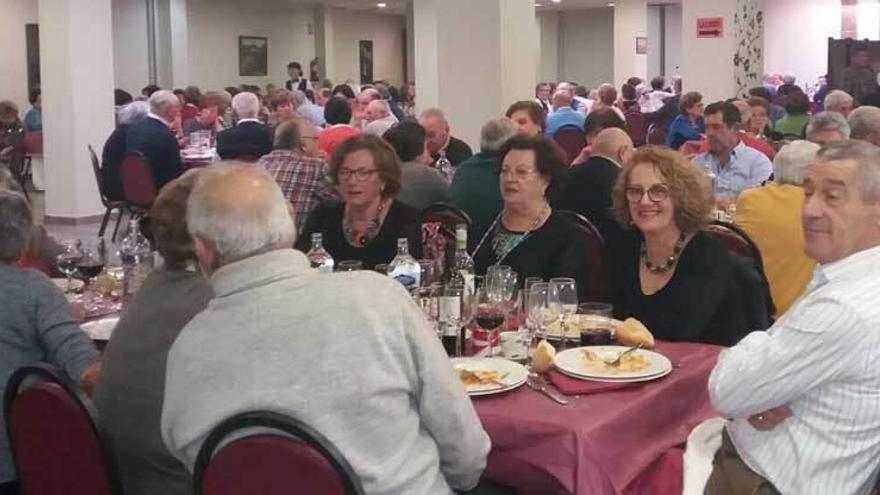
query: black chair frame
88 144 128 241
3 362 124 495
193 410 365 495
708 220 777 318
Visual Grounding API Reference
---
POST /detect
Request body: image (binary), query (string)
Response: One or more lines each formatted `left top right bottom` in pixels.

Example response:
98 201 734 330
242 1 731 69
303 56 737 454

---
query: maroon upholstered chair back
556 210 606 301
705 220 776 316
194 411 364 495
552 125 586 165
624 111 647 146
3 363 123 495
121 151 157 209
24 131 43 156
646 123 667 145
421 203 472 239
421 204 472 272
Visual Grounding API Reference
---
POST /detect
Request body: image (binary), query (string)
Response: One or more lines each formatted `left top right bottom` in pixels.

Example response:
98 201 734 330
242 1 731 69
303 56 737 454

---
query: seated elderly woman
744 97 783 143
848 105 880 147
607 146 767 346
93 169 213 495
823 89 854 118
806 111 850 147
266 89 297 128
0 168 61 276
0 190 100 494
505 100 546 136
472 134 594 301
181 91 227 137
103 100 150 202
296 134 422 269
734 141 819 318
774 92 811 139
382 121 449 210
665 91 704 150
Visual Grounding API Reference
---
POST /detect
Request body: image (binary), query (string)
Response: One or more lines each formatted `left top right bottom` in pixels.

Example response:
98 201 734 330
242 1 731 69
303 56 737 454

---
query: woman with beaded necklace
607 146 759 346
472 135 593 301
295 134 422 269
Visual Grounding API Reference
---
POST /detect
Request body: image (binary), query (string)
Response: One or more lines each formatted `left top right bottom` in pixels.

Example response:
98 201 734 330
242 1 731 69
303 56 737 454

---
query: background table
472 341 721 495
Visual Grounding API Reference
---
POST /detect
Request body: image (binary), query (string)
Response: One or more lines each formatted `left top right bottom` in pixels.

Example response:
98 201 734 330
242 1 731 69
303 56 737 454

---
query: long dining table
472 341 721 494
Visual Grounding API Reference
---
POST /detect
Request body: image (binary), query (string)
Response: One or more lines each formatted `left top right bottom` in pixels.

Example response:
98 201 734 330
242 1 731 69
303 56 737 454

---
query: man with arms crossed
707 140 880 494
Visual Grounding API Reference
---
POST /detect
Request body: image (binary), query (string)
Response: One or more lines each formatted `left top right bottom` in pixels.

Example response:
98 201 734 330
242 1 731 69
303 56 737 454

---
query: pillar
39 0 114 221
680 0 764 102
614 0 649 87
413 0 537 149
314 6 337 84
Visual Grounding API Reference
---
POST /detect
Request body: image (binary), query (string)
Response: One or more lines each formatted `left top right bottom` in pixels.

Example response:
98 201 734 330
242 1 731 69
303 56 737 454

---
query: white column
314 6 336 84
537 10 560 84
39 0 114 221
169 0 190 87
614 0 648 87
414 0 537 148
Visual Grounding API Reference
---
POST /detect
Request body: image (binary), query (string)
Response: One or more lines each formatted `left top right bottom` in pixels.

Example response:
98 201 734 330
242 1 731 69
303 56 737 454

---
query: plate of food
553 345 672 382
52 278 85 293
80 317 119 341
450 357 528 396
544 315 621 341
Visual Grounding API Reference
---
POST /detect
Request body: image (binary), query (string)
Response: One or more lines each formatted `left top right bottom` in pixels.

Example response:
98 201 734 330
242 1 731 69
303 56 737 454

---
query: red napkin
546 370 644 395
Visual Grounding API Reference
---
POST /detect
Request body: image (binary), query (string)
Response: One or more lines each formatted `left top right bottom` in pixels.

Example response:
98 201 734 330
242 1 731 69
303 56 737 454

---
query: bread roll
531 340 556 373
616 317 655 349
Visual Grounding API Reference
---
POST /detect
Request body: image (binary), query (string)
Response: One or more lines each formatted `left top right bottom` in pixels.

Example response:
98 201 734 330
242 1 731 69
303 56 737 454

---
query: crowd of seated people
7 62 880 495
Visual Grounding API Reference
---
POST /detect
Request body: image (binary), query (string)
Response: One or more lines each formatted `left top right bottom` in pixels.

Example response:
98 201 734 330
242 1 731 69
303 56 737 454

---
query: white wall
764 0 841 89
1 0 38 114
647 5 662 80
329 8 406 87
664 3 682 77
537 10 560 83
613 0 648 87
559 8 614 89
681 0 739 102
111 0 149 96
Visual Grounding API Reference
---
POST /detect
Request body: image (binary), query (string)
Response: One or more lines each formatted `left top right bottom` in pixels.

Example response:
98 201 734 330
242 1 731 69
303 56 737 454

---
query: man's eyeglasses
625 184 671 203
338 168 378 182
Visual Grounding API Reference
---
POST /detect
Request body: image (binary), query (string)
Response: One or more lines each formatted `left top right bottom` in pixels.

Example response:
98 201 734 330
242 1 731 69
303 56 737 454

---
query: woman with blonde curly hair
607 146 764 345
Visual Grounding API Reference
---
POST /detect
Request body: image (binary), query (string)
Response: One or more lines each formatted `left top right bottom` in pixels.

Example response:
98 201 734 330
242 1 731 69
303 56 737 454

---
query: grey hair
0 190 33 262
807 112 851 140
773 140 820 186
273 120 301 151
782 75 796 84
149 90 179 115
823 90 854 114
848 106 880 145
480 118 518 152
118 101 150 126
187 163 296 266
232 92 260 120
290 90 306 107
366 99 391 118
816 139 880 203
419 107 447 124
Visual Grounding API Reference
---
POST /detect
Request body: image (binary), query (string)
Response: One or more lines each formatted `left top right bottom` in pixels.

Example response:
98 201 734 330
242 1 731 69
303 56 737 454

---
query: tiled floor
33 191 127 244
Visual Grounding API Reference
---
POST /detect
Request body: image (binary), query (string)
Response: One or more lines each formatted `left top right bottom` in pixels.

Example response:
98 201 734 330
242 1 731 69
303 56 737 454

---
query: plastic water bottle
119 219 153 295
389 238 421 290
306 233 335 273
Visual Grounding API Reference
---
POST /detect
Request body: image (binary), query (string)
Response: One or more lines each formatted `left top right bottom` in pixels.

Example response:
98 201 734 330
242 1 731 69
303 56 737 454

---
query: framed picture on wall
636 37 648 55
359 40 374 84
239 36 268 76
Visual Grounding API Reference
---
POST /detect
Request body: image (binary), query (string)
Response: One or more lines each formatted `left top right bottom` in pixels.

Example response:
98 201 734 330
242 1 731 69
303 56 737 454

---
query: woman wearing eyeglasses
295 134 422 269
472 134 594 300
607 146 762 346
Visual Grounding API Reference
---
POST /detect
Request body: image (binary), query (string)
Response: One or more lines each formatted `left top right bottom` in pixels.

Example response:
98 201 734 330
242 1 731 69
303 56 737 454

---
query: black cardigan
607 230 769 346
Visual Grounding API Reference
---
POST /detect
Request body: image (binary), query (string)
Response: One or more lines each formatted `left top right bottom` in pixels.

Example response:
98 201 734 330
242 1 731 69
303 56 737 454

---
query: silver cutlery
604 343 643 367
526 373 569 405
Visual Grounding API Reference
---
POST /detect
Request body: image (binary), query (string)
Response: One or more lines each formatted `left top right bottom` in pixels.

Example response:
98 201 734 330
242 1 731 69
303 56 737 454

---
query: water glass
56 239 83 293
337 260 363 272
414 284 440 335
524 277 543 295
577 302 615 346
374 263 390 275
417 259 436 287
525 282 549 354
548 277 578 350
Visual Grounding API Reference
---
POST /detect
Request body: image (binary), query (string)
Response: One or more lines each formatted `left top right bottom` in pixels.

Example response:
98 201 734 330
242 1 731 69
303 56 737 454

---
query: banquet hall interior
3 0 880 494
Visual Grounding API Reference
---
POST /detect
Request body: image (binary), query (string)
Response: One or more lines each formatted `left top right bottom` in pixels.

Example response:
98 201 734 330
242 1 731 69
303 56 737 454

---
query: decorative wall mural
733 0 764 98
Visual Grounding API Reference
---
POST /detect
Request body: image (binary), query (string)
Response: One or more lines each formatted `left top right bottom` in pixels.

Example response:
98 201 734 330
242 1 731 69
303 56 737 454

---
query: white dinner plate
451 357 528 397
544 315 621 341
80 317 119 341
554 345 672 382
52 278 85 292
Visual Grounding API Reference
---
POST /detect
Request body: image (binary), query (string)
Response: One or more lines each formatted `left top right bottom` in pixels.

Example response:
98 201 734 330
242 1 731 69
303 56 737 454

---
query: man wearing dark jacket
125 90 185 191
216 92 273 160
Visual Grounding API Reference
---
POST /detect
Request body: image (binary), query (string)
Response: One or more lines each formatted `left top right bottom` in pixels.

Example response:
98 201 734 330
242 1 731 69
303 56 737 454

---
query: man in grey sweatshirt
161 166 490 494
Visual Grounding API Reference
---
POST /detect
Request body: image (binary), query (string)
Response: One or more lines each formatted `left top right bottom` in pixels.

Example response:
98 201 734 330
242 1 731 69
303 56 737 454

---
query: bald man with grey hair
161 166 491 495
848 105 880 146
806 111 850 147
126 89 185 190
363 99 399 136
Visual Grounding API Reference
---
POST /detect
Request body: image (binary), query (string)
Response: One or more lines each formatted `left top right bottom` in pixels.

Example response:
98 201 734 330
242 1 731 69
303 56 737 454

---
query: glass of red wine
77 239 107 287
475 287 505 357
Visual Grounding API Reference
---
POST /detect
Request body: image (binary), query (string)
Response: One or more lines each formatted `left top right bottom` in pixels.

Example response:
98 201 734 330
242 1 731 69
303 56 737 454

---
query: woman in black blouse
472 134 593 301
296 134 421 269
607 146 763 346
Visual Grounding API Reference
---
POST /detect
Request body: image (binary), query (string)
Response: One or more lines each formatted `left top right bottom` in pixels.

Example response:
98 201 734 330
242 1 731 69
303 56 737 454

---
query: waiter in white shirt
284 61 312 92
708 139 880 495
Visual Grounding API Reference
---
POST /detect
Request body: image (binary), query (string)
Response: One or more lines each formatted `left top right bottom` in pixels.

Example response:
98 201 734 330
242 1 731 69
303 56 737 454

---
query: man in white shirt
362 99 399 136
161 166 491 495
707 139 880 494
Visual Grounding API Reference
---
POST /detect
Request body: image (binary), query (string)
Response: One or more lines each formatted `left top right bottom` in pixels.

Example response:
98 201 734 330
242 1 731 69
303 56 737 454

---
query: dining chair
194 410 364 495
421 203 472 239
705 220 776 317
552 125 587 165
121 151 157 214
3 363 124 495
89 145 128 241
421 203 472 272
646 122 667 145
556 210 606 301
624 110 648 146
16 131 42 200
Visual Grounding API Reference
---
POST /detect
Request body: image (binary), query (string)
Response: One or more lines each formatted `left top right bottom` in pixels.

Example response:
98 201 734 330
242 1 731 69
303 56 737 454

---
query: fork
526 373 569 405
604 343 643 367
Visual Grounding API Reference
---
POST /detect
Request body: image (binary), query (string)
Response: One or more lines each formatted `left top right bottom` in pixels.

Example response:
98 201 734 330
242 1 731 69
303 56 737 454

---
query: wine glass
414 284 440 336
417 259 436 287
475 286 505 357
56 240 83 293
525 282 549 355
78 239 107 287
548 278 578 350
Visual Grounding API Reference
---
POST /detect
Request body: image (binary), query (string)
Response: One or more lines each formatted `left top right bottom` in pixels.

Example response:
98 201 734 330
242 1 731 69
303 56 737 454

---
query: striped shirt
709 245 880 494
257 150 338 233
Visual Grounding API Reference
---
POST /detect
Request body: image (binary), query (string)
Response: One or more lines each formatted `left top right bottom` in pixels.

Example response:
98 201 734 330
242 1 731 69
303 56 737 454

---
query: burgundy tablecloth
472 341 721 495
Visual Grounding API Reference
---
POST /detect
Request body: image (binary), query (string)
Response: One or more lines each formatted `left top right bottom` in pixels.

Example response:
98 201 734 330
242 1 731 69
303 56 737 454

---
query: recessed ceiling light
535 2 542 6
377 2 387 7
551 0 561 3
607 2 615 6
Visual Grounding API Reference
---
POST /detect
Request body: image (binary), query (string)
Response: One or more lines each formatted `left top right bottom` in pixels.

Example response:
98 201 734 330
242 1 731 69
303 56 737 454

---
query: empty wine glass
56 239 83 293
548 277 578 351
525 282 549 355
